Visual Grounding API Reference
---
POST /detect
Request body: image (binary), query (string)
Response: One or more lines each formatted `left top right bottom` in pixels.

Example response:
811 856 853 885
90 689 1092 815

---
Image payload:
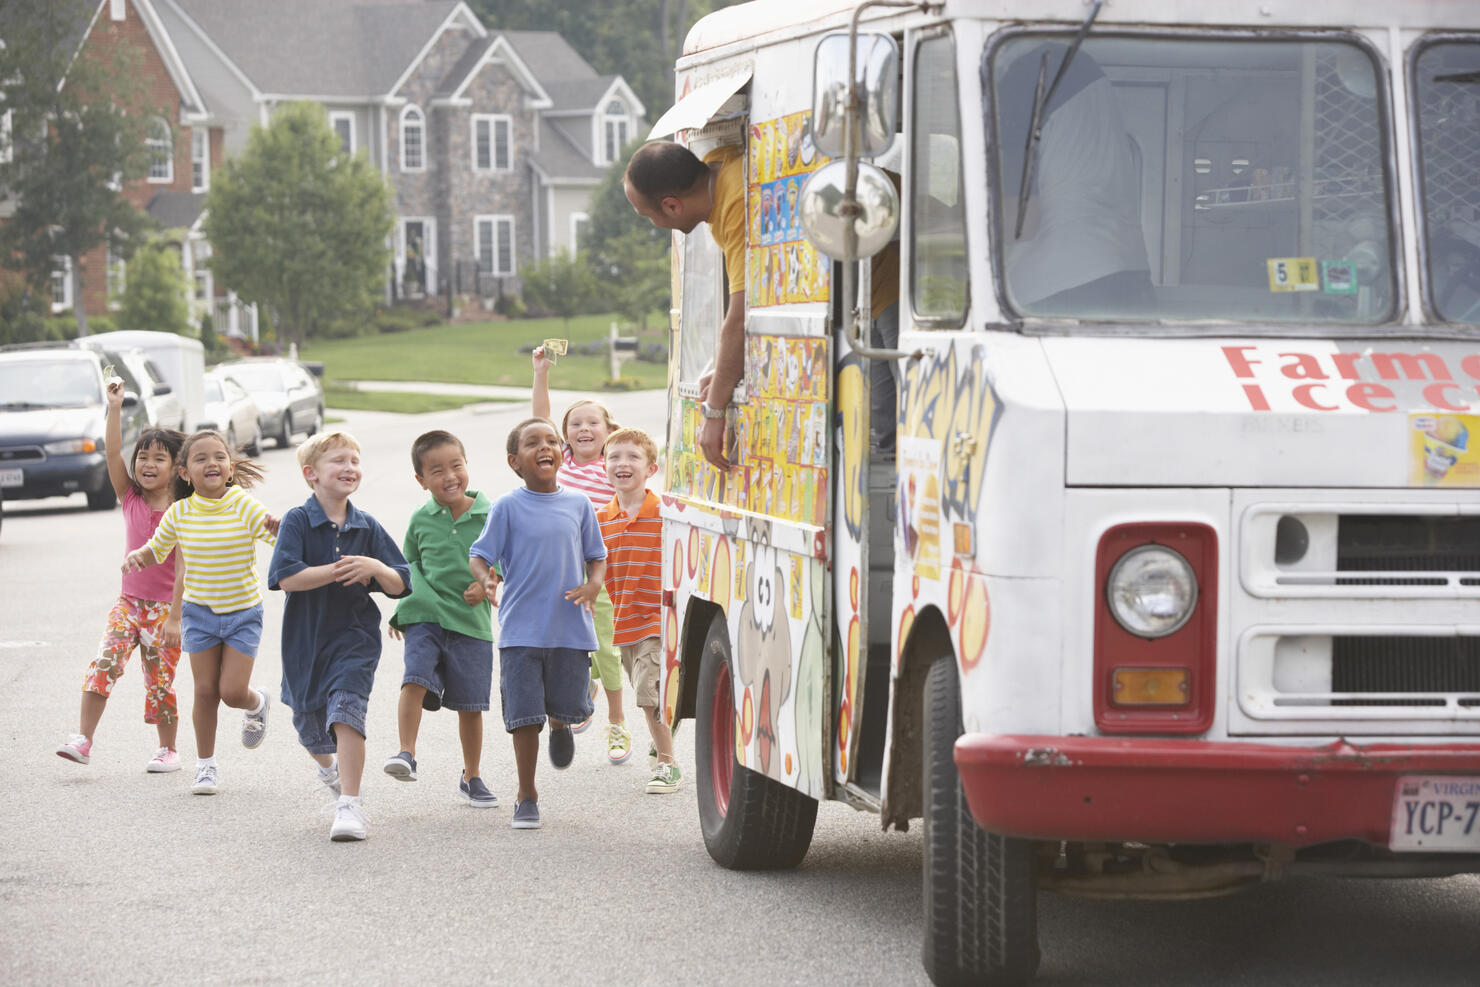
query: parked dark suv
0 347 147 510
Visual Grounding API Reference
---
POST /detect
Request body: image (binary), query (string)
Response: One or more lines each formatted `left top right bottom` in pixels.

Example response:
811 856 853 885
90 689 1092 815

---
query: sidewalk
339 380 643 403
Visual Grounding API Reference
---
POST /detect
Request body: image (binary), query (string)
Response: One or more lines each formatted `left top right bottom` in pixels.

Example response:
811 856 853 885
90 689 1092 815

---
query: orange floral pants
82 596 181 725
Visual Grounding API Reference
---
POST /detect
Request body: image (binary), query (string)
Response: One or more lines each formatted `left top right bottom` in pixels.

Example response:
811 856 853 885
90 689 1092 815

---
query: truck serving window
988 36 1395 325
1413 39 1480 325
676 219 724 384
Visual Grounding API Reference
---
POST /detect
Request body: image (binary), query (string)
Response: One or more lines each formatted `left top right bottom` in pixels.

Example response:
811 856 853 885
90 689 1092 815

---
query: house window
50 257 73 312
191 128 209 191
603 99 629 165
472 114 512 172
570 212 589 252
400 105 424 171
147 117 172 182
106 246 126 304
474 215 515 276
194 268 213 303
330 111 355 155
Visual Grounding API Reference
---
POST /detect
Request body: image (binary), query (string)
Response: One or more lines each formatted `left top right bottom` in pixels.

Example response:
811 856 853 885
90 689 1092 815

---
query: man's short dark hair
624 141 709 205
411 429 465 474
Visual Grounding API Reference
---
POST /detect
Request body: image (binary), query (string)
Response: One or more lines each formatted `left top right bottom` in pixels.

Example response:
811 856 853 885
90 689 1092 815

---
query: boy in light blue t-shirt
469 417 605 831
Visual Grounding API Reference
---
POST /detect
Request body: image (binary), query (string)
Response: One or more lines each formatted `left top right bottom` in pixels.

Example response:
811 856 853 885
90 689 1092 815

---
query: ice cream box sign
1410 414 1480 487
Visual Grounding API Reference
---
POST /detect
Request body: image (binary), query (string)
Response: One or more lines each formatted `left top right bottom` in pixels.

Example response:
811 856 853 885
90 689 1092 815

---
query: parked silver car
216 358 324 449
200 370 262 455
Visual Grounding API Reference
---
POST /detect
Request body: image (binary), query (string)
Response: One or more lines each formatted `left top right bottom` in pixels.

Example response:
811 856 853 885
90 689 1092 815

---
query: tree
521 249 598 329
0 0 158 336
204 101 393 351
584 139 670 328
118 241 190 335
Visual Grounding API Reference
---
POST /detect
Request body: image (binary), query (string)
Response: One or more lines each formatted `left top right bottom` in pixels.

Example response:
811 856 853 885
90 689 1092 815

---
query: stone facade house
154 0 645 303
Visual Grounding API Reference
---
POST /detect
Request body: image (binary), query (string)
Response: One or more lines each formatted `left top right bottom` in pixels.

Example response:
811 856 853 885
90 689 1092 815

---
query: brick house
152 0 645 304
42 0 229 329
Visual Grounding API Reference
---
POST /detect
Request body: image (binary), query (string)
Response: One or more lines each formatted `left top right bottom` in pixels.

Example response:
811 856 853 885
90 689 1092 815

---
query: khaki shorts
619 636 662 709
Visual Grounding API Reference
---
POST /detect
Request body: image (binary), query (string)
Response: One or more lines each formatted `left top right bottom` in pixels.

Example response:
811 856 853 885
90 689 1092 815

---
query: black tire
245 423 262 458
695 616 818 870
275 413 293 449
307 406 323 436
85 483 117 511
226 424 238 453
922 654 1039 986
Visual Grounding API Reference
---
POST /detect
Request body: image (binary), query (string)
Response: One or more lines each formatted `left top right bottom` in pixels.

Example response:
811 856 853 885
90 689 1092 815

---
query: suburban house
39 0 233 333
154 0 646 305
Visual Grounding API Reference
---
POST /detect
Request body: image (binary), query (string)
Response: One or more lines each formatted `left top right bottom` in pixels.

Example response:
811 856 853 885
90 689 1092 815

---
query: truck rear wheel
922 654 1039 986
695 616 817 870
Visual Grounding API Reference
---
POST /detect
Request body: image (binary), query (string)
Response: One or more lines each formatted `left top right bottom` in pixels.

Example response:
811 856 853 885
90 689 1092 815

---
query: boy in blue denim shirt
469 417 605 830
269 432 411 842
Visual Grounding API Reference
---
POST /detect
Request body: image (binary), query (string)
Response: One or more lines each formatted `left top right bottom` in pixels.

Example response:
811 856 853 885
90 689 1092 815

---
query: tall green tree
469 1 741 117
118 241 190 336
584 139 670 329
0 0 158 336
204 101 393 351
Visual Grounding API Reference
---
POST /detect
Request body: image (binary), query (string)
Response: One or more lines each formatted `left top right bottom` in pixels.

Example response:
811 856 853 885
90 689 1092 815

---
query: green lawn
301 313 668 391
321 384 516 415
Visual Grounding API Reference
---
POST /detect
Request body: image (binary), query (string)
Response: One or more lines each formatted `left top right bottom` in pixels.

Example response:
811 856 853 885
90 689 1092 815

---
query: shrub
118 242 191 335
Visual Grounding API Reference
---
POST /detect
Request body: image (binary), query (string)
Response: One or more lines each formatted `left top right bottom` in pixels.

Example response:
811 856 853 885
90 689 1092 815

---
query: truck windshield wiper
1013 0 1104 239
1434 71 1480 84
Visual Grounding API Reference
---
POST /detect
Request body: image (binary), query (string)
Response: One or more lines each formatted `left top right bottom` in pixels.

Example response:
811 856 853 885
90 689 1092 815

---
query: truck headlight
1106 545 1197 638
44 438 99 455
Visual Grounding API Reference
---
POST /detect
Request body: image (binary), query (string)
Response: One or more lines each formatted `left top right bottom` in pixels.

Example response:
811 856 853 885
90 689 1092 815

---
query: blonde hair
296 430 361 487
560 399 619 445
603 427 658 466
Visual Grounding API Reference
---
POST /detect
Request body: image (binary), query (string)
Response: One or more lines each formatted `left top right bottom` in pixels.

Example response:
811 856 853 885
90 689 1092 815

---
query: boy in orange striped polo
596 427 679 794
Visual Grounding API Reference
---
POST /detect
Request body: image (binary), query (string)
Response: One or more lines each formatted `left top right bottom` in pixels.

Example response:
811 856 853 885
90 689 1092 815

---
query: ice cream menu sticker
1410 414 1480 487
747 111 830 309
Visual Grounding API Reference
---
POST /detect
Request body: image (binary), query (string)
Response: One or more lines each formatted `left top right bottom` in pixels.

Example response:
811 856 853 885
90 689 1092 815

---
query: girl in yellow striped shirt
123 430 278 795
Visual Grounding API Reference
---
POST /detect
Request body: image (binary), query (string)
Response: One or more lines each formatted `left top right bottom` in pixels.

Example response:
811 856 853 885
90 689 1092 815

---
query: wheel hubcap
711 660 734 818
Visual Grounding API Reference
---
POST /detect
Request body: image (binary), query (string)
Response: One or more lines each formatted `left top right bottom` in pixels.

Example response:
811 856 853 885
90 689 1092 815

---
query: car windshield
0 359 100 409
1413 39 1480 324
987 35 1394 324
203 378 224 403
224 364 284 391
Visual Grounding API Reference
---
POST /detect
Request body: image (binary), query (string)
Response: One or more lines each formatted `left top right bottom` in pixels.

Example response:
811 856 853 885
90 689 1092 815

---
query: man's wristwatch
699 401 727 420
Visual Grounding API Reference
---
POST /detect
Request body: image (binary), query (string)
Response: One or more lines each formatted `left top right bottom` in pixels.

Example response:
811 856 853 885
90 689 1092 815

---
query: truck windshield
988 36 1395 324
1413 39 1480 324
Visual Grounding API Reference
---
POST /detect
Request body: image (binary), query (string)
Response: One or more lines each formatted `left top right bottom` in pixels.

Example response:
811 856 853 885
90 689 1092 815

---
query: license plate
1390 775 1480 852
0 468 21 488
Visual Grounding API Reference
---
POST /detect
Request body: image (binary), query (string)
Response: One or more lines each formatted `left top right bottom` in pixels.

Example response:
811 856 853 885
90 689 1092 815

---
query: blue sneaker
383 751 417 781
548 725 574 769
511 798 541 830
459 773 499 808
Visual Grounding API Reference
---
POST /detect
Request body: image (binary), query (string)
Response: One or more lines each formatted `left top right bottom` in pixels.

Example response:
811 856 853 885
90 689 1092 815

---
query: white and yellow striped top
146 486 276 613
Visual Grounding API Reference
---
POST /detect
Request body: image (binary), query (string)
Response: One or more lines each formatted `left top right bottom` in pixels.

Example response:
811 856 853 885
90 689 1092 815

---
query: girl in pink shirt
57 378 186 772
530 346 632 764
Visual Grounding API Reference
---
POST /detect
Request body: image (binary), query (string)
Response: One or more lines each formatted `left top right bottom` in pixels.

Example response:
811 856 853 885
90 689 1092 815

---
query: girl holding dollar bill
57 372 188 773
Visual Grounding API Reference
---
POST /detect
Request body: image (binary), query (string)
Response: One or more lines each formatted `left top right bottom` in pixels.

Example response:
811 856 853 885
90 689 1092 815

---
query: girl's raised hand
531 345 552 376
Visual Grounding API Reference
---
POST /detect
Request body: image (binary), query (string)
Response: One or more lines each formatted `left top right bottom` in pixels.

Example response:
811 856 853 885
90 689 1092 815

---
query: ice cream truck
651 0 1480 982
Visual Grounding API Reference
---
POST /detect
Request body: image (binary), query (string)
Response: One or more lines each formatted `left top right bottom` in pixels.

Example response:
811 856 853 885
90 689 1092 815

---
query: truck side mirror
810 32 898 159
800 160 898 261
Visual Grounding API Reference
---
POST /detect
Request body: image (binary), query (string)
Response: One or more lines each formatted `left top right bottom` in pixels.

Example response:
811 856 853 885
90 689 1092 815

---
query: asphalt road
2 393 1477 985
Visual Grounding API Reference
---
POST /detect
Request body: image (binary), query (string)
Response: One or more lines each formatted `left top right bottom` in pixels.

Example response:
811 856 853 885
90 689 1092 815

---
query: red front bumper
955 735 1480 847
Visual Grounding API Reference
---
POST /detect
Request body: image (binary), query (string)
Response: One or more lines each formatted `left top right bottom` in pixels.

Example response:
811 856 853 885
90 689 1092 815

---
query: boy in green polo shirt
383 430 499 808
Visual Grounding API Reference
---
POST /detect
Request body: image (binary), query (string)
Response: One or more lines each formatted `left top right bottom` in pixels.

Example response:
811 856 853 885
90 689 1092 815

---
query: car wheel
276 413 293 449
307 406 323 436
245 423 262 457
694 615 818 870
86 484 118 511
226 424 238 452
922 653 1039 986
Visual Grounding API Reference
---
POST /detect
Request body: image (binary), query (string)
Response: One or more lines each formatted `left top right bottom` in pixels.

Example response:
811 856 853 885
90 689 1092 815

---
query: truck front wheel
695 616 817 870
922 653 1039 986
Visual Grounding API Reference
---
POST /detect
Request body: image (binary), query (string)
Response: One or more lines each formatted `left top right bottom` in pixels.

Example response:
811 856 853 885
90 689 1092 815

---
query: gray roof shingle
533 118 603 182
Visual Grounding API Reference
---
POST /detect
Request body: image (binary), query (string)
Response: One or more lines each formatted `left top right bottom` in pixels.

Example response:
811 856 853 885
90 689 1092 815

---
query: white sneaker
330 800 367 842
191 763 219 795
241 690 270 749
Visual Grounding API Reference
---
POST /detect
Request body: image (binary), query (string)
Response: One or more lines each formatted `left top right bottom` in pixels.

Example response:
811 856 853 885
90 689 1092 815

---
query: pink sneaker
146 747 181 773
56 734 92 764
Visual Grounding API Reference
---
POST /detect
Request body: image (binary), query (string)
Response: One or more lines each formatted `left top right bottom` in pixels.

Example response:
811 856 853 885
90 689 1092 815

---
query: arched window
603 99 629 164
400 104 425 171
147 116 172 182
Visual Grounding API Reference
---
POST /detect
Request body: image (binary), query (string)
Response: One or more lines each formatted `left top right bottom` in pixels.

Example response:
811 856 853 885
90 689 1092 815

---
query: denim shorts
401 622 493 712
181 602 263 657
290 690 369 755
498 646 594 732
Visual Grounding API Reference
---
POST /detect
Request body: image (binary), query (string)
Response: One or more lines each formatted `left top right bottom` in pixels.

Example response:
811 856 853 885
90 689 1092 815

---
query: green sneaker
646 761 682 794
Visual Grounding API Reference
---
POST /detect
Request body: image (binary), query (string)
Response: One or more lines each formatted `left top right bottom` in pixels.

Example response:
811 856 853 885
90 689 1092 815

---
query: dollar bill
102 363 115 380
542 338 568 364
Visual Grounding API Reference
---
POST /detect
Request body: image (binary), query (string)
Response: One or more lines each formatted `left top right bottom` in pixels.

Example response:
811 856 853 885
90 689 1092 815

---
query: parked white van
82 331 205 431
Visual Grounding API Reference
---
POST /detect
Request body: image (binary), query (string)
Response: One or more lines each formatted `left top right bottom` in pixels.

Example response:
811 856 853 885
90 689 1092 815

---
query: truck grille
1332 636 1480 705
1337 515 1480 585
